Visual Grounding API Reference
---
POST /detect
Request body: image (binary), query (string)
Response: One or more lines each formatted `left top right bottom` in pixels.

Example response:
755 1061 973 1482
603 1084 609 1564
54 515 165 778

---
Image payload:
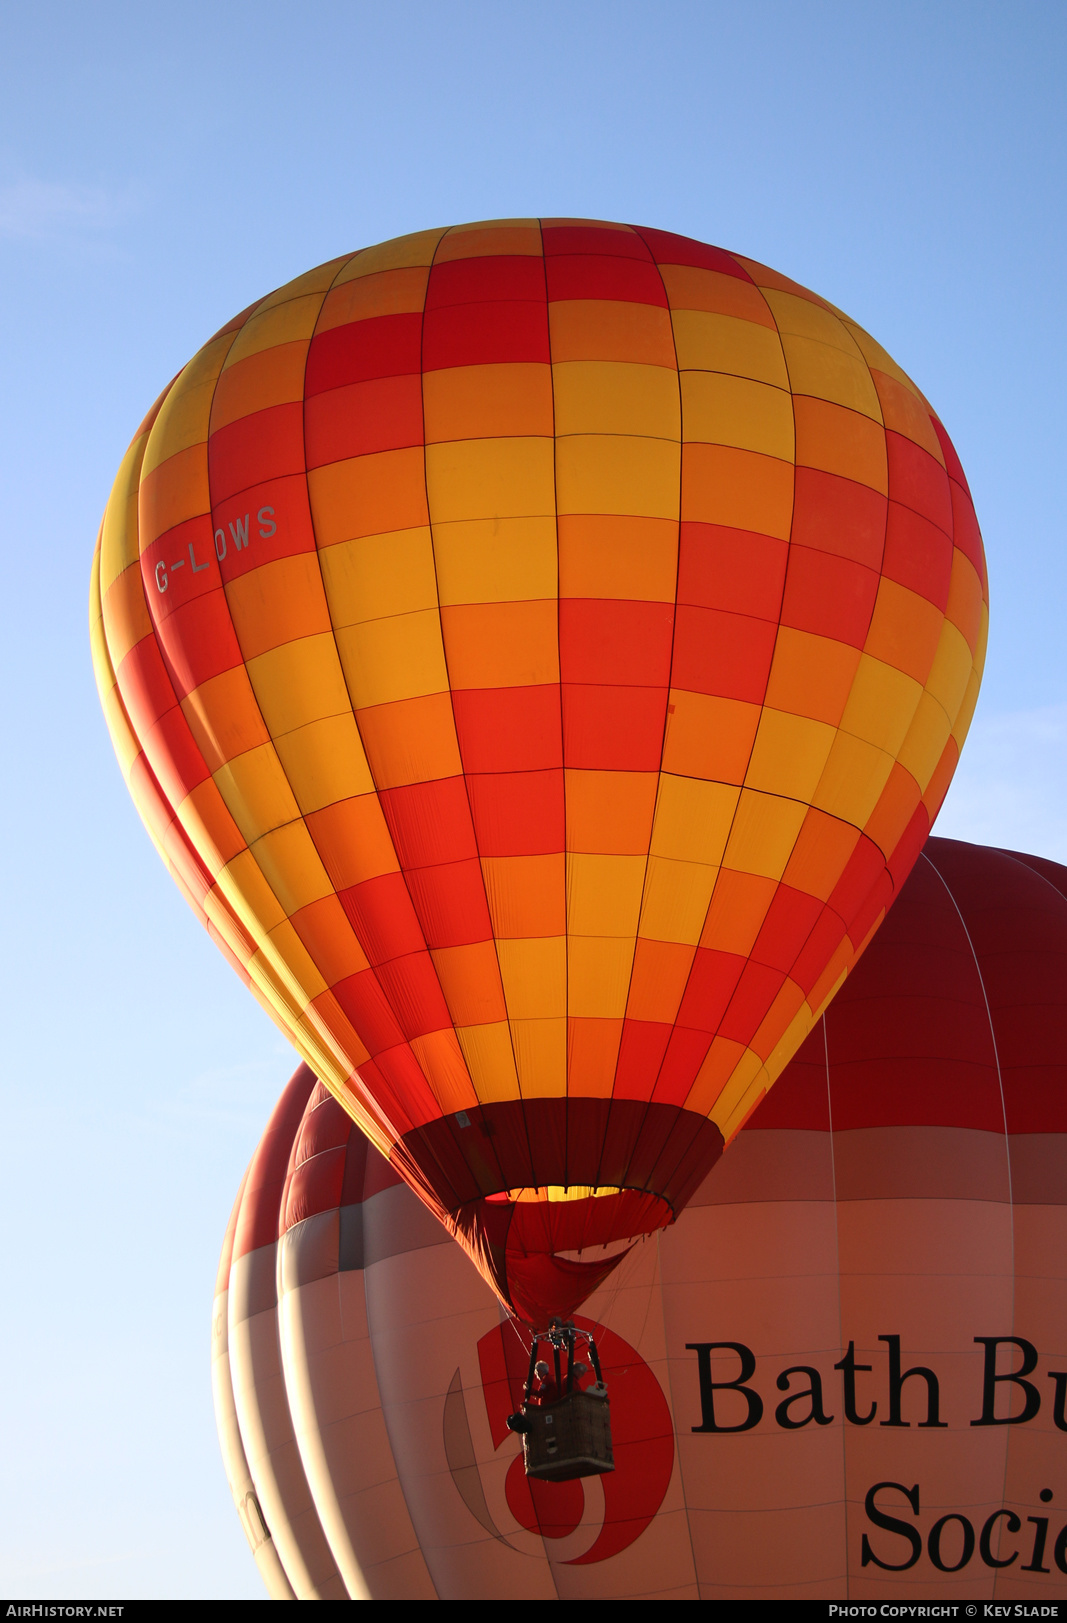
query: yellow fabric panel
762 288 866 353
432 515 559 606
353 692 462 788
681 371 794 459
139 334 233 478
864 578 944 686
565 769 658 855
317 266 429 332
210 340 308 431
744 708 837 801
838 653 923 755
945 550 985 655
272 713 376 813
177 778 245 872
409 1030 479 1115
923 618 975 724
181 665 271 773
97 681 141 778
557 514 676 602
102 563 153 670
225 553 332 660
221 293 328 369
454 1021 521 1103
869 368 945 463
722 790 808 881
951 657 984 753
480 854 565 938
253 256 349 310
701 869 778 956
245 632 353 735
318 527 438 625
425 437 555 522
672 311 789 387
811 731 895 827
660 265 776 327
567 937 636 1019
764 628 861 727
548 300 676 367
138 443 210 545
842 319 937 414
307 448 430 545
638 856 719 945
510 1017 567 1098
213 743 301 843
897 687 955 791
217 847 288 934
778 334 882 421
441 599 559 687
334 610 448 709
681 444 794 537
436 222 542 259
333 228 445 282
423 363 554 440
496 936 567 1019
566 853 646 936
99 433 150 591
555 434 680 519
686 1036 755 1120
793 395 888 492
431 941 508 1026
650 775 739 865
551 361 680 439
662 691 761 783
261 917 329 1000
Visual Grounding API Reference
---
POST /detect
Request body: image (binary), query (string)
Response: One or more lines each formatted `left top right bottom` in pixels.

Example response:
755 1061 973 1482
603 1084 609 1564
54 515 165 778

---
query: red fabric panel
422 301 550 369
885 431 953 535
545 255 668 306
403 858 494 948
542 225 650 259
305 313 422 394
379 777 478 867
304 374 424 466
780 546 880 648
426 254 546 307
559 598 674 686
791 468 887 569
677 523 787 618
232 1063 318 1259
465 769 565 856
452 686 562 771
637 227 753 279
337 871 426 963
882 500 953 610
671 604 777 700
561 683 667 770
208 402 305 500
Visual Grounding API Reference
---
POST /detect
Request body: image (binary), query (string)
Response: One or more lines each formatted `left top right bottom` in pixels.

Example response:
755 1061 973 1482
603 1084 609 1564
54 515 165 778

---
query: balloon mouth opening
485 1184 624 1206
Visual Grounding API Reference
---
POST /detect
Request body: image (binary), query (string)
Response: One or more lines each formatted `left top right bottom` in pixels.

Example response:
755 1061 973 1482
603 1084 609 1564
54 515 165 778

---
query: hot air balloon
94 219 987 1324
214 838 1067 1599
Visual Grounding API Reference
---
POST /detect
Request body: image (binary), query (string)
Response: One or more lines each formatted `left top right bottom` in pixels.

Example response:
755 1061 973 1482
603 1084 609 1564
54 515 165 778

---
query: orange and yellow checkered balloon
90 220 986 1322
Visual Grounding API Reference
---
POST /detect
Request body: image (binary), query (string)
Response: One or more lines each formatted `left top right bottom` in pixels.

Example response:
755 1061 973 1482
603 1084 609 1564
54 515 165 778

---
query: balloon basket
507 1319 615 1481
521 1387 614 1482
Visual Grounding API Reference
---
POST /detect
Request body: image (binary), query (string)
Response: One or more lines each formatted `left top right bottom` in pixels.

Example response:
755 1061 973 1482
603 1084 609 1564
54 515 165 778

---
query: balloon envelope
214 835 1067 1595
95 221 987 1320
214 837 1067 1599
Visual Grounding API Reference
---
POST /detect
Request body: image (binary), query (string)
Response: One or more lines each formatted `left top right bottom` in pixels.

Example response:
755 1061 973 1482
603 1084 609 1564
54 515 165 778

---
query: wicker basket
522 1385 614 1482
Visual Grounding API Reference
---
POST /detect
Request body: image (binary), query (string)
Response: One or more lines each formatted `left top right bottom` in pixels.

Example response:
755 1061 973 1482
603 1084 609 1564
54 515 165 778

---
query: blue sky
0 0 1064 1597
